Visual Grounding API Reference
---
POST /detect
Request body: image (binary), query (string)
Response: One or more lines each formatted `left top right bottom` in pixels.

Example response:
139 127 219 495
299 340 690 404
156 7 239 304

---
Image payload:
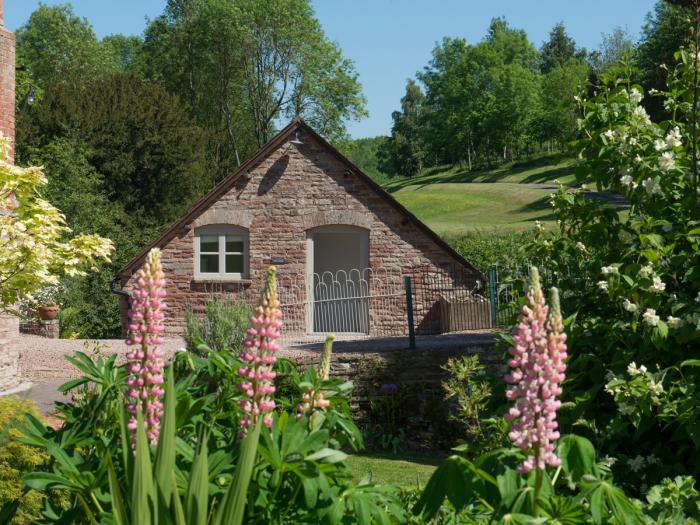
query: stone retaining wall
20 320 59 339
292 338 503 448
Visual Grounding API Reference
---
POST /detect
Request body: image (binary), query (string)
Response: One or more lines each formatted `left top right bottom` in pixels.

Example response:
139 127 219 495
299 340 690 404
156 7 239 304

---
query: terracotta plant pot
38 305 59 321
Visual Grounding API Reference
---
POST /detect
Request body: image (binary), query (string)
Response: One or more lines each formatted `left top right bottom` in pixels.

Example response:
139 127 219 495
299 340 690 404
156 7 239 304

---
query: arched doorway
306 225 369 333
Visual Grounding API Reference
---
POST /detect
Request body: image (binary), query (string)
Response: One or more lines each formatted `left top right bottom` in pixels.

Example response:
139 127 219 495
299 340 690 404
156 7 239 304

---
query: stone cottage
118 118 482 338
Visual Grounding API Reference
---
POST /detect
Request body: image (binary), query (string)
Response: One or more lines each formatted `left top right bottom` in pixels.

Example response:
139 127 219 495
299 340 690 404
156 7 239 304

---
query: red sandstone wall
121 128 480 336
0 1 14 160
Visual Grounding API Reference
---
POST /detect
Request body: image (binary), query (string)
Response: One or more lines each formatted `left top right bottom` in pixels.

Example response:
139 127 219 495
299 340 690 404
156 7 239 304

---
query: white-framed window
194 225 249 280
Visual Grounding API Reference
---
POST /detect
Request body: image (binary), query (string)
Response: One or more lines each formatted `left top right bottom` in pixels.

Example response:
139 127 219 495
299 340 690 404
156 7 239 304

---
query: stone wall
121 127 481 336
291 336 502 448
0 313 19 391
20 320 60 339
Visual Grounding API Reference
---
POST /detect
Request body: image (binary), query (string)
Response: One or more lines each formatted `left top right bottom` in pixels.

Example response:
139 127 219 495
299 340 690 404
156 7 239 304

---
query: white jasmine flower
629 88 643 104
643 308 660 326
575 242 586 252
623 299 638 313
618 403 634 415
639 264 654 278
628 455 645 472
646 454 660 465
598 280 609 291
604 455 618 467
634 106 652 126
654 138 667 151
629 137 638 146
665 126 682 148
620 174 634 187
603 129 615 140
658 151 675 172
650 276 666 293
601 265 618 275
634 154 643 163
627 361 646 376
649 381 664 395
696 291 700 303
642 178 662 195
667 316 683 328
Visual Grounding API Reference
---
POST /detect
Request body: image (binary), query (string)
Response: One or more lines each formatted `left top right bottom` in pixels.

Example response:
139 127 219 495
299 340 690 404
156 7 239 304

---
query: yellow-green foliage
0 396 50 524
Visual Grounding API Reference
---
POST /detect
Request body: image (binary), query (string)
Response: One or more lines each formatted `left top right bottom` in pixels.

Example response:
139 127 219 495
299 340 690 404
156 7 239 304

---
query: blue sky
5 0 657 138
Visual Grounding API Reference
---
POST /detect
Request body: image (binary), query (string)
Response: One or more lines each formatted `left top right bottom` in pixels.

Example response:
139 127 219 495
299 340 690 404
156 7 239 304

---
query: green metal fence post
488 267 497 327
404 275 416 349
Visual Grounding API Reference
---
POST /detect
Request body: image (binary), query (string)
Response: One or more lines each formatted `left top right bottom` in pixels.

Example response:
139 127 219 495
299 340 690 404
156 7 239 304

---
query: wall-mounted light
290 130 303 145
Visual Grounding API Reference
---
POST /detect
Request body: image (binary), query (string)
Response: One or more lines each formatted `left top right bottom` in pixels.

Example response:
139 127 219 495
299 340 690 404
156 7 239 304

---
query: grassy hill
382 155 578 236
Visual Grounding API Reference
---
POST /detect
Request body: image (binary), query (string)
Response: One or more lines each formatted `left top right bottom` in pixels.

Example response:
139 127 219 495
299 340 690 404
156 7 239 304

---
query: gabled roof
118 117 481 278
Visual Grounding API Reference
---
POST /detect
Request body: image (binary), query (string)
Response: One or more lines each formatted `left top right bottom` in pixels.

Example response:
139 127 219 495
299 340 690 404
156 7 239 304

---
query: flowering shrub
519 49 700 489
0 134 113 310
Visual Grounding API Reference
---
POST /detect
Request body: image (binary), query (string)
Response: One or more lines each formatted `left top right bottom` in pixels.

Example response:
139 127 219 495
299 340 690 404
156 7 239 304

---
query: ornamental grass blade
132 409 156 525
185 431 209 525
214 420 262 525
155 366 176 505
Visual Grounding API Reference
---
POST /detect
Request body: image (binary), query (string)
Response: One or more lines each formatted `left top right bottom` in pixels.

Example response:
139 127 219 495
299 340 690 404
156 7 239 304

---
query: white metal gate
278 267 405 343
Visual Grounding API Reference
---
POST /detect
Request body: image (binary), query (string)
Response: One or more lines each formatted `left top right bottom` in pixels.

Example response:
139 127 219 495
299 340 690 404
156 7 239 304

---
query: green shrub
184 298 252 354
0 397 65 524
449 229 536 272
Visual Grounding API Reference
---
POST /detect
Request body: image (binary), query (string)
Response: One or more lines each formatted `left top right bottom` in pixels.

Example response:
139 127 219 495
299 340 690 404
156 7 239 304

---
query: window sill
192 278 252 284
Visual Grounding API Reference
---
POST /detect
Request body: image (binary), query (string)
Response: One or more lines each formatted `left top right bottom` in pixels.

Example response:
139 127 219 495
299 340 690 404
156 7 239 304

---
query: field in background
383 154 576 235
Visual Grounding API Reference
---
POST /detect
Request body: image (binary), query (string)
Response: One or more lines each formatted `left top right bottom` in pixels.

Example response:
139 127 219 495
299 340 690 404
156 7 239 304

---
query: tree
536 59 589 148
382 80 426 177
20 73 214 228
140 0 366 166
0 136 113 309
637 1 692 117
15 4 119 93
540 22 581 74
589 27 635 74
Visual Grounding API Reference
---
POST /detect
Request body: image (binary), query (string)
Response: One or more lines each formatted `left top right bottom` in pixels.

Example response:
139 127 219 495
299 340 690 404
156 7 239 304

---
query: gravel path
17 335 186 381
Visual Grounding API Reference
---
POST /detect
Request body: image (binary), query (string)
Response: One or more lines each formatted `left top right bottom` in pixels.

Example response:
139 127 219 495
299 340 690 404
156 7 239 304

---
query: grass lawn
393 182 556 235
346 452 442 487
383 155 577 193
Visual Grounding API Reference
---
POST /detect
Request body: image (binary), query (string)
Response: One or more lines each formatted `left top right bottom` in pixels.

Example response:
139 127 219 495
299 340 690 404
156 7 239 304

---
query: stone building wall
121 126 481 336
0 0 19 391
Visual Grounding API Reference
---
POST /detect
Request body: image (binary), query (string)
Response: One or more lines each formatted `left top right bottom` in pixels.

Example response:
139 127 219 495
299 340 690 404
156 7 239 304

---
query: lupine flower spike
504 267 568 473
238 266 283 433
297 333 335 419
125 248 167 446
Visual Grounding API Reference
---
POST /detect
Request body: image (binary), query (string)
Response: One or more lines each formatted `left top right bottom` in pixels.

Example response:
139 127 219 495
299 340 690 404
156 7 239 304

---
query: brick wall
0 2 14 160
121 128 481 336
0 1 19 392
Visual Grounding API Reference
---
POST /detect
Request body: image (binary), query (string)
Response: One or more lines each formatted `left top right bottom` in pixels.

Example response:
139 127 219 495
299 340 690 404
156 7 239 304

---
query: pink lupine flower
238 266 282 433
504 267 568 473
125 248 167 446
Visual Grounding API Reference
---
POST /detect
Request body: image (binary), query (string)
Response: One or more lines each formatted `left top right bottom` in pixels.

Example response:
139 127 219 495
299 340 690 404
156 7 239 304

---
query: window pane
200 235 219 253
200 254 219 273
226 254 244 273
225 236 244 253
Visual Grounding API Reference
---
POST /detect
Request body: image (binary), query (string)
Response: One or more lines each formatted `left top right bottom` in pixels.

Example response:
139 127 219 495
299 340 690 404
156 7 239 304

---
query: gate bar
404 275 416 349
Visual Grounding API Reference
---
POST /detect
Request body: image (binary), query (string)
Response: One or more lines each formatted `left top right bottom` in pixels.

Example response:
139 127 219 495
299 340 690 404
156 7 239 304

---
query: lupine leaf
185 431 208 525
132 409 155 525
155 367 176 504
214 420 262 525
